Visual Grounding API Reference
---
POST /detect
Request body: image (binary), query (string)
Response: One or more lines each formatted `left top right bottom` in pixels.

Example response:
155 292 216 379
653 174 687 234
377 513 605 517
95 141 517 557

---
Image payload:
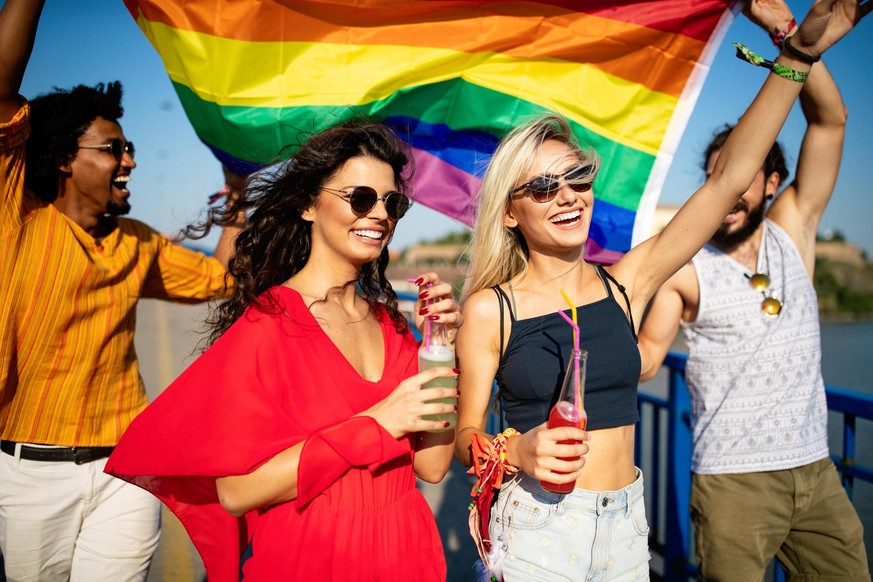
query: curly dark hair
26 82 124 202
704 124 789 186
191 120 413 346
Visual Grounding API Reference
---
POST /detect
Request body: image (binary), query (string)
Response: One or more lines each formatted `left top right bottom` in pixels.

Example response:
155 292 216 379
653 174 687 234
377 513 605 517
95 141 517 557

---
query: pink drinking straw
556 310 582 417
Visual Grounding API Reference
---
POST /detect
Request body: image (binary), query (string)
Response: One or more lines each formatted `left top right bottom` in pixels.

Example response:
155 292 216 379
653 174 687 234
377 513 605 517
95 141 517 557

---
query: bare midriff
573 424 636 491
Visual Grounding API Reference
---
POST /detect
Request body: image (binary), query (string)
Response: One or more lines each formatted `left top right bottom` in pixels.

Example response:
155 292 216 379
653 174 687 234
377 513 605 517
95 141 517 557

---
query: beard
711 197 766 251
106 200 131 216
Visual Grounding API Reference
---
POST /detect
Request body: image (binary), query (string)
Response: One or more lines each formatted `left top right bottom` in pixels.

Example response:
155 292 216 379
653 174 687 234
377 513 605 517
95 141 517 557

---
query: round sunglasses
79 138 135 161
321 186 412 220
747 272 783 317
510 164 594 203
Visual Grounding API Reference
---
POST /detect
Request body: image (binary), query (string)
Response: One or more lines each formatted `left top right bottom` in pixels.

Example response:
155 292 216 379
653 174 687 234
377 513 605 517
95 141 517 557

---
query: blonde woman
454 1 866 579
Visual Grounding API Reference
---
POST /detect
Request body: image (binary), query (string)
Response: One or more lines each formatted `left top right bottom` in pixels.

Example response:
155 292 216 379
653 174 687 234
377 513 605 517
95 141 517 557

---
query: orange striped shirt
1 101 229 446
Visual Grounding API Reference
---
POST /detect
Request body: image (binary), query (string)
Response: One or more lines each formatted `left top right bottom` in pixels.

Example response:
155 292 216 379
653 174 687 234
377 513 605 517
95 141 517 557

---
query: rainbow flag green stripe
138 19 679 156
172 80 655 213
125 0 738 261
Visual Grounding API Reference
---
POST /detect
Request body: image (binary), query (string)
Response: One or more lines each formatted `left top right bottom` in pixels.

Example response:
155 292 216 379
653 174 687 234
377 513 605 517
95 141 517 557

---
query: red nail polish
414 277 424 286
419 307 429 315
453 405 458 412
419 291 429 299
443 422 450 428
427 315 439 321
452 368 461 374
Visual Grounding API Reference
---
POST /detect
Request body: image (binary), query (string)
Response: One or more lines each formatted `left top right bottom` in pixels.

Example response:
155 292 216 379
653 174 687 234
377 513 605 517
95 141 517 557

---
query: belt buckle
71 447 85 465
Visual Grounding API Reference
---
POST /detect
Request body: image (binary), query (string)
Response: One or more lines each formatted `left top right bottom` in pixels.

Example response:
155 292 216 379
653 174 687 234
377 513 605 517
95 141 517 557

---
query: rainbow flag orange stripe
124 0 738 262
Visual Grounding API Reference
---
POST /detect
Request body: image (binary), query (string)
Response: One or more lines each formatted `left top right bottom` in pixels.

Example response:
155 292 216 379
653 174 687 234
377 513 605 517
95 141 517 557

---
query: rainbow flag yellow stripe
125 0 738 261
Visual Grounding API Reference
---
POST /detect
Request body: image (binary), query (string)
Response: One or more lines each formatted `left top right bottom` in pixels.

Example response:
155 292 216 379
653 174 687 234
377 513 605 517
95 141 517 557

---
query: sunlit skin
638 9 852 382
54 116 136 238
504 140 594 260
302 156 398 275
505 142 635 490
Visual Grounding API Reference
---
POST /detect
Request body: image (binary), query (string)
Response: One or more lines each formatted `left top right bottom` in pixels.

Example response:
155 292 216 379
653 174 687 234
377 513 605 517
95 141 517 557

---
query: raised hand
743 0 795 35
792 0 871 58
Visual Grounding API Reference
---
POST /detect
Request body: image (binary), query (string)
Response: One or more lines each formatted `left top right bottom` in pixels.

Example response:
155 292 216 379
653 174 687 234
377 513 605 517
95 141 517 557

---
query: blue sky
11 1 873 255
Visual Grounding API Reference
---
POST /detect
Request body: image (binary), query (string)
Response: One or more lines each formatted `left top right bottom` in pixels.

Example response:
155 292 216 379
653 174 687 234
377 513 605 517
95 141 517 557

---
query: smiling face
504 139 594 256
302 155 399 269
59 116 136 222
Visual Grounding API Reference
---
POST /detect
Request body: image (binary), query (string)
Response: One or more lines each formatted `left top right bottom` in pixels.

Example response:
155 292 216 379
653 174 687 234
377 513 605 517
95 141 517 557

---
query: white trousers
0 443 161 582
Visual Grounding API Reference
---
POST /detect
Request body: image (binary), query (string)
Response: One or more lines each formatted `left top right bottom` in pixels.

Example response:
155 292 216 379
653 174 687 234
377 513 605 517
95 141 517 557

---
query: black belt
0 440 114 465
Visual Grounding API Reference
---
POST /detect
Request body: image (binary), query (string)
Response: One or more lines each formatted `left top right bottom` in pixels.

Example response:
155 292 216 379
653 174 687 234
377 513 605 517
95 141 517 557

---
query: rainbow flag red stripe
124 0 737 262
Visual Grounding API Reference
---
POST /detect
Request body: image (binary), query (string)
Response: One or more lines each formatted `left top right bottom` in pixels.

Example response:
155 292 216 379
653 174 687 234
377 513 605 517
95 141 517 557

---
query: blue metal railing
636 351 873 581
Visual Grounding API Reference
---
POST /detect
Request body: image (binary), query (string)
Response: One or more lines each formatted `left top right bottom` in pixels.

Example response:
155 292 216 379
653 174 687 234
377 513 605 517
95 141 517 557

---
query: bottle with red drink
540 348 588 494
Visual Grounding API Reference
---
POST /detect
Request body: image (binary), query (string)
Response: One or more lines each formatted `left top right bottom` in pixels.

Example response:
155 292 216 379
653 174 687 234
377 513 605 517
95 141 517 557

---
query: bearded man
637 0 869 579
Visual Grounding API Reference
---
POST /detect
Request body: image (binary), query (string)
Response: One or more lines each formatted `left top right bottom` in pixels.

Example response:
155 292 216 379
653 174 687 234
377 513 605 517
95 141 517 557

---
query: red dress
105 287 445 581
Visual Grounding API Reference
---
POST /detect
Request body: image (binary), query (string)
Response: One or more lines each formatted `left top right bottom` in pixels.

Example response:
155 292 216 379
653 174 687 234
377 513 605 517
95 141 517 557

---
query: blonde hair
461 114 599 302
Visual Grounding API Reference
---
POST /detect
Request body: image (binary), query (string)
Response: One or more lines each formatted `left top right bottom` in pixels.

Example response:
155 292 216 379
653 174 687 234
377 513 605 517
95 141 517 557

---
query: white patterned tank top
683 220 828 474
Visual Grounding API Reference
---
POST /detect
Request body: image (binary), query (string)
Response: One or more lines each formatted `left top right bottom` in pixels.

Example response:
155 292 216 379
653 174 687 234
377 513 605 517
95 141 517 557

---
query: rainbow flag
125 0 738 262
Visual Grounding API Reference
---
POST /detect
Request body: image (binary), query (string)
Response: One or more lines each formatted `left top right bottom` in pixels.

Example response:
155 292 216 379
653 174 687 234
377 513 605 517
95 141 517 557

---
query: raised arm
747 0 848 274
615 0 867 311
0 0 45 122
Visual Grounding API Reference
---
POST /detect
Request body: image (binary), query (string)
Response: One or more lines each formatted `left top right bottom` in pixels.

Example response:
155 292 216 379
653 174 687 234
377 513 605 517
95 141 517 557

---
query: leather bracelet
783 35 820 64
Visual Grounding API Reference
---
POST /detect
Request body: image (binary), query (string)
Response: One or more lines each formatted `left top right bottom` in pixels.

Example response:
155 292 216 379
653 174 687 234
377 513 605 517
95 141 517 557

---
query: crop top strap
491 285 515 364
490 285 511 432
595 265 637 342
492 285 516 322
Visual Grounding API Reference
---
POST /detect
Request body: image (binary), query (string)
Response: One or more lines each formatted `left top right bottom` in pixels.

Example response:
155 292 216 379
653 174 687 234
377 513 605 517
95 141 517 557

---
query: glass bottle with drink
540 348 588 494
417 320 457 432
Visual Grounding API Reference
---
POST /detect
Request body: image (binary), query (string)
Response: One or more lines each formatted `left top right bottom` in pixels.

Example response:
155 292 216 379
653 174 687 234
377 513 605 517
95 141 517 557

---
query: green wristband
770 61 809 82
733 43 808 83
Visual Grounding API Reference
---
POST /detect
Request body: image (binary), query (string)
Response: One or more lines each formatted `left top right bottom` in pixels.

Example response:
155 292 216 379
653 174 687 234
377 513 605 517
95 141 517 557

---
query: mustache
728 200 750 215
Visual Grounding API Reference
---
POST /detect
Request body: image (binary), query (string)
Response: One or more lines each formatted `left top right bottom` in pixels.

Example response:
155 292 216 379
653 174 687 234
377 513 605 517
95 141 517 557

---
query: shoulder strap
491 285 509 363
493 285 516 321
596 266 637 342
490 285 509 432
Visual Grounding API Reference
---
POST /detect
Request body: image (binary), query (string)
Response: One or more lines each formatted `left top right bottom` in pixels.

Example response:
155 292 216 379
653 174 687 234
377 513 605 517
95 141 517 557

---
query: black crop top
494 266 641 432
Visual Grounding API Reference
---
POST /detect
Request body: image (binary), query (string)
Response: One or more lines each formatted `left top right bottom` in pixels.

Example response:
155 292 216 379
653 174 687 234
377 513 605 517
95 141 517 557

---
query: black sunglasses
79 138 135 161
510 165 594 203
322 186 412 220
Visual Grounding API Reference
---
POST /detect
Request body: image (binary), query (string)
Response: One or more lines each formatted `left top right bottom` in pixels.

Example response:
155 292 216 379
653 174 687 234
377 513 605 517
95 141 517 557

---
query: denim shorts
489 469 650 581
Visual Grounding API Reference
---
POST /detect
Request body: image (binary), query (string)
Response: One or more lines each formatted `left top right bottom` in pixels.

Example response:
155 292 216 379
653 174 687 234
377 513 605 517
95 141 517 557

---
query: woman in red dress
105 121 461 581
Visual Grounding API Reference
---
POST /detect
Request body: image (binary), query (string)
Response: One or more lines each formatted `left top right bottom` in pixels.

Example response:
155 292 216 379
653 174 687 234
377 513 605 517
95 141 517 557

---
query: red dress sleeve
296 416 408 507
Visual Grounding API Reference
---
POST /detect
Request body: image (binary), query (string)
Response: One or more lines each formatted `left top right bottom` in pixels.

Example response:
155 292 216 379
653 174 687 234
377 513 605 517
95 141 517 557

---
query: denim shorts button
601 498 608 507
